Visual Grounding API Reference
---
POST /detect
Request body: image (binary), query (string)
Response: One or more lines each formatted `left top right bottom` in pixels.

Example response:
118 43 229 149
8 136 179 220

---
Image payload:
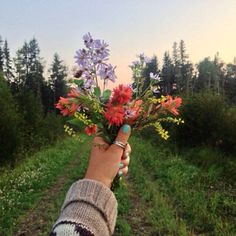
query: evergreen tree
196 57 218 92
0 36 3 72
14 38 44 96
3 39 14 83
213 52 225 95
178 40 193 95
172 42 181 94
225 60 236 103
161 51 174 94
48 53 67 112
0 73 22 163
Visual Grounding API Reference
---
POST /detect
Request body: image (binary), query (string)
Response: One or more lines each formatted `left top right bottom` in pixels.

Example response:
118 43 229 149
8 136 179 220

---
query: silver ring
112 140 126 149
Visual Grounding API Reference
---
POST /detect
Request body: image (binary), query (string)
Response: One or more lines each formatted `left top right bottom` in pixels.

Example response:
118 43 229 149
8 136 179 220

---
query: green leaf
94 86 101 97
102 89 112 101
67 118 83 127
73 79 84 88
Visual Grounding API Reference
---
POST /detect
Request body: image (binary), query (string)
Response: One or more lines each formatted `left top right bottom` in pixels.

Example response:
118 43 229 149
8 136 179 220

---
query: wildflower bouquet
56 33 183 146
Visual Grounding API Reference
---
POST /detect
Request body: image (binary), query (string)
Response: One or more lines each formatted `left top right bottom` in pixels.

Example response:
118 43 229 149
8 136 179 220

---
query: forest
1 36 236 164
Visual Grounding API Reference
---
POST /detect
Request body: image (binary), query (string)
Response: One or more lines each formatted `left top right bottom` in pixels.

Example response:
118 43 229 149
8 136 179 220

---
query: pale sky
1 0 236 86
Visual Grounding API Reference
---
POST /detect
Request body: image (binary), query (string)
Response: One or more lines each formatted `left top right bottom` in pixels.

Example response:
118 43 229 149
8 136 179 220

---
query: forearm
51 179 117 236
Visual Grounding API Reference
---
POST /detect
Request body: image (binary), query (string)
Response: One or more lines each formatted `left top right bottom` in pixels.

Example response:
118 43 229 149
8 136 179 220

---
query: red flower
85 124 97 136
68 88 80 98
161 96 182 115
111 84 132 105
55 97 79 116
104 103 125 126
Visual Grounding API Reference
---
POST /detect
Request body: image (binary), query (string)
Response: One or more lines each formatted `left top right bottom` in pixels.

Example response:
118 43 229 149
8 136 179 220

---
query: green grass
1 135 235 236
0 136 89 236
120 136 236 235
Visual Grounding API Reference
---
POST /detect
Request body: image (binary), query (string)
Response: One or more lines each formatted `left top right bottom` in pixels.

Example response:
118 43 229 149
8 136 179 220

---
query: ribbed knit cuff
54 179 117 236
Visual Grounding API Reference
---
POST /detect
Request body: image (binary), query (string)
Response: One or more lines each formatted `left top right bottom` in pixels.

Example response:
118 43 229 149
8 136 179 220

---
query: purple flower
75 49 89 68
84 78 95 90
138 53 151 63
125 109 136 119
131 60 140 67
98 64 116 82
83 33 93 48
150 72 160 81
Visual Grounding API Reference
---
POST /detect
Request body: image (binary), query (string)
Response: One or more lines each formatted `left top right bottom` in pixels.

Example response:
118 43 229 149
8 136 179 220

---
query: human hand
84 124 131 188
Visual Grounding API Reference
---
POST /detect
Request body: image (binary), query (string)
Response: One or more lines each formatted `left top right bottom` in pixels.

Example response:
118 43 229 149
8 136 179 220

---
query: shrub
173 92 236 154
0 74 23 163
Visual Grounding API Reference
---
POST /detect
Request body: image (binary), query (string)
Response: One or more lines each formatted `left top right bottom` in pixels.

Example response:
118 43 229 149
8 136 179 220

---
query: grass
0 136 90 236
0 135 235 235
117 136 236 235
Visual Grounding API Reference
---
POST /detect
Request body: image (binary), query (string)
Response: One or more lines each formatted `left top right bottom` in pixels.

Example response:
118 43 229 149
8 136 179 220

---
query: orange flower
161 96 182 115
104 103 125 126
55 97 79 116
85 124 97 136
68 88 80 98
111 84 132 105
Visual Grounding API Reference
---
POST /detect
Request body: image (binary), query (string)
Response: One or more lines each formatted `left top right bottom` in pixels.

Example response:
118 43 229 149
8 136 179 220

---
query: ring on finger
113 140 126 150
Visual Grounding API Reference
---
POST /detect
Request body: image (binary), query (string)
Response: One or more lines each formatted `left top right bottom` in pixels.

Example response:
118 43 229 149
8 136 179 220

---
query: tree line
0 35 68 164
1 36 236 164
141 40 236 104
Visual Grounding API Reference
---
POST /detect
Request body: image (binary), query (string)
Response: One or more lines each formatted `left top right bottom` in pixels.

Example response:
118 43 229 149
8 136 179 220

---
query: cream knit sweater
51 179 117 236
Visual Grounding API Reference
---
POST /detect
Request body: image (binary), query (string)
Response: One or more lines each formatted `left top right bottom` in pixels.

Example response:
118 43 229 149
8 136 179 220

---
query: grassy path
14 141 89 236
115 137 236 235
1 136 235 235
0 136 90 236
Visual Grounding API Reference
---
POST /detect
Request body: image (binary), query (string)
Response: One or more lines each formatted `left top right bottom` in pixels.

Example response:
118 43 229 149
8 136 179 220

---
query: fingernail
125 152 130 158
118 170 123 176
121 124 130 134
119 163 124 168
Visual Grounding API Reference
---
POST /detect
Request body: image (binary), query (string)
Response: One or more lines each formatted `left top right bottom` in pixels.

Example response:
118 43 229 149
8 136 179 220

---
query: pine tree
14 38 44 95
161 51 174 94
0 36 3 72
178 40 193 95
172 42 181 94
48 53 67 112
3 39 14 83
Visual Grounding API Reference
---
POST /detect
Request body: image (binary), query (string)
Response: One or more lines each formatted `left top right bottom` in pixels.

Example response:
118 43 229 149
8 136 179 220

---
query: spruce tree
161 51 174 94
14 38 44 96
3 39 14 83
48 53 67 111
0 36 3 72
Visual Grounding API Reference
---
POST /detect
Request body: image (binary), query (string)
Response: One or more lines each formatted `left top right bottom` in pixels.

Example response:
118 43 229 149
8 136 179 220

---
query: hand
84 124 131 188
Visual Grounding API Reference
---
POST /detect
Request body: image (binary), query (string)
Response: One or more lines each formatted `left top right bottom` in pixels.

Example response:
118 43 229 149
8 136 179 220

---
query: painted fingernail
121 124 130 134
119 163 124 168
118 170 123 177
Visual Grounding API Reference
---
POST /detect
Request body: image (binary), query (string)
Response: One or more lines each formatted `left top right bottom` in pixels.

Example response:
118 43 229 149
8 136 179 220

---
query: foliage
0 73 22 163
172 92 236 153
0 137 86 236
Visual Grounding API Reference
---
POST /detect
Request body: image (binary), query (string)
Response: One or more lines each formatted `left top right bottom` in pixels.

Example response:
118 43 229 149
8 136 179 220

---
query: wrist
84 173 112 188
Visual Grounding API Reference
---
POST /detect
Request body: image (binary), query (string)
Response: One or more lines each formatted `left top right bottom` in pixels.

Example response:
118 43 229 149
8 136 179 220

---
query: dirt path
14 149 84 236
124 180 153 236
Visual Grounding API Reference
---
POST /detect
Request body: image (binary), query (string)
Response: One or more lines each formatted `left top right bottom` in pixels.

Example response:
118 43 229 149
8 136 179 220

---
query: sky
1 0 236 85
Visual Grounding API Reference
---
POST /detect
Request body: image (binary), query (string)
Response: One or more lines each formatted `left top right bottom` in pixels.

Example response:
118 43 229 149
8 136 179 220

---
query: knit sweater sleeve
50 179 118 236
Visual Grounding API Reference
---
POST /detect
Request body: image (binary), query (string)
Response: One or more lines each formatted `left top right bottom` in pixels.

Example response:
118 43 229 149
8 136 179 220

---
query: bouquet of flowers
56 32 183 145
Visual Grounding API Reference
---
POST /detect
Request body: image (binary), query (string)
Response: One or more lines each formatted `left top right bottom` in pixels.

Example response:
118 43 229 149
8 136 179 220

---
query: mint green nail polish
119 163 124 168
122 124 130 134
118 170 123 176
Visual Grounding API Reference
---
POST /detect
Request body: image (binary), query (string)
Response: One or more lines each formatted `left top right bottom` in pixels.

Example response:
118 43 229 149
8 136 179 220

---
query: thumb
109 124 131 154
